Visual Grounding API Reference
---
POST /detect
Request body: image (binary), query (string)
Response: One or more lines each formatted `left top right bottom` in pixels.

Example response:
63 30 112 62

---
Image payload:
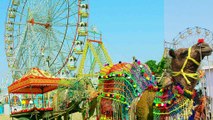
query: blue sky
1 0 213 91
0 0 164 79
89 0 164 63
0 0 10 81
165 0 213 40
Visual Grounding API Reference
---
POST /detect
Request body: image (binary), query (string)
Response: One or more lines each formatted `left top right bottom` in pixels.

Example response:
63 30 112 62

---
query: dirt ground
71 112 96 120
0 114 16 120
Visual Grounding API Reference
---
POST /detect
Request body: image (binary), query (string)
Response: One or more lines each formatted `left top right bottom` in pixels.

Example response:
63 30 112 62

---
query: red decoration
148 85 154 89
116 95 120 99
198 39 204 43
192 91 196 99
144 73 148 77
45 107 53 111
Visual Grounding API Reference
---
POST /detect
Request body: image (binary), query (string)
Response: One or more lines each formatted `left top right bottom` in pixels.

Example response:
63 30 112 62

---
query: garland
150 84 195 119
98 64 155 110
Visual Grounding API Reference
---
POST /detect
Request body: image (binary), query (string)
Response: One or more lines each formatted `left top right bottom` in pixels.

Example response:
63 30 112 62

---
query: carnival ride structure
5 0 112 81
5 0 112 119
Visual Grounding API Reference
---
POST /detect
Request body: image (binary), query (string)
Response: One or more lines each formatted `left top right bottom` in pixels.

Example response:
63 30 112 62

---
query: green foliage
145 57 171 77
145 60 158 74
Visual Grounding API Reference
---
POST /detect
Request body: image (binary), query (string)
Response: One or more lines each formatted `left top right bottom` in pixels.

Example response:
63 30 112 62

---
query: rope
207 56 212 119
172 47 200 85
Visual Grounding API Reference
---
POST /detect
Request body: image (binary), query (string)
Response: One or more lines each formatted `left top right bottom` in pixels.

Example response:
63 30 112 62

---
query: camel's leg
136 90 156 120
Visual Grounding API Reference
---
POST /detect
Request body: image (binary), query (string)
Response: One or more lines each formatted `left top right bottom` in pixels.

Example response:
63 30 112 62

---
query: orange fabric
8 68 60 94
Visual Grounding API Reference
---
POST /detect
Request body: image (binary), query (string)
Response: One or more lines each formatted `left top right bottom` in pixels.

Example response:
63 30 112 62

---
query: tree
145 60 158 74
145 57 171 77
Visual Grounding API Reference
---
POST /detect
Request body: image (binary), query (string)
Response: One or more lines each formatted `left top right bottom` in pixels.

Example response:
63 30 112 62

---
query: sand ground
0 114 16 120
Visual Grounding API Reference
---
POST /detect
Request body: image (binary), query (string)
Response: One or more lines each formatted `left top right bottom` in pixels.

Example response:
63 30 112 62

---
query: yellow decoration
21 100 26 104
146 77 150 80
172 47 199 85
154 99 191 115
198 70 205 78
176 94 180 97
184 89 193 95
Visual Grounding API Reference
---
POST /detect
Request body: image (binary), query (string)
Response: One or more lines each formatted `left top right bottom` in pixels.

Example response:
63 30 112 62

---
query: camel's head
169 39 212 90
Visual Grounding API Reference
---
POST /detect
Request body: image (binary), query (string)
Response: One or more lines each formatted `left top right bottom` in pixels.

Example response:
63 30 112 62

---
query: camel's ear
169 49 176 58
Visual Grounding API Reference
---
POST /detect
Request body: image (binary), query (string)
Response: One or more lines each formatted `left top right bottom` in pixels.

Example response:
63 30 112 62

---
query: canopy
8 68 60 94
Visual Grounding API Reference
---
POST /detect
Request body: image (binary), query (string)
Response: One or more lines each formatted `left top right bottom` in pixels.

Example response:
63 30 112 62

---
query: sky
1 1 213 95
0 0 164 80
0 0 10 87
89 0 164 63
165 0 213 40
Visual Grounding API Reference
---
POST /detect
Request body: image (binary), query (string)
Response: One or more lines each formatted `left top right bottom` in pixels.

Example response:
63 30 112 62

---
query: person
29 99 33 108
0 102 3 114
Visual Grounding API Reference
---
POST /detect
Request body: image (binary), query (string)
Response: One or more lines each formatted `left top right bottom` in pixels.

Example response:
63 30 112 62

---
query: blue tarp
0 105 4 114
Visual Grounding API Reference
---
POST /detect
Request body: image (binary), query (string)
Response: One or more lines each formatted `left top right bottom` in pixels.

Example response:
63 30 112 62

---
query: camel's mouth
201 49 212 56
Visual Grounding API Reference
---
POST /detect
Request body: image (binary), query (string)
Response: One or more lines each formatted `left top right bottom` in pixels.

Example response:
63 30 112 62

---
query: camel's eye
197 43 206 48
197 43 202 47
180 50 188 57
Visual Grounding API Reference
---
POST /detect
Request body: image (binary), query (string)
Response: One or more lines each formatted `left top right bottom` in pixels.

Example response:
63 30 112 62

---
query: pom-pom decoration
198 38 204 44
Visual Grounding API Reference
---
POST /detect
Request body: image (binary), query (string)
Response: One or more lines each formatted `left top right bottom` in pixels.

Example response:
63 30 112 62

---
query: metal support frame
77 40 113 77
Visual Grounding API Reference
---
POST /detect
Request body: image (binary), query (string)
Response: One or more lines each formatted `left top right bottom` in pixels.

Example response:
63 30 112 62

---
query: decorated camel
96 59 156 119
96 39 212 120
52 77 99 119
136 40 212 119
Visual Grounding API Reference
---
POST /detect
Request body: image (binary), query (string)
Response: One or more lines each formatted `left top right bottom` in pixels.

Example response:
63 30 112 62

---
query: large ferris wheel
4 0 111 81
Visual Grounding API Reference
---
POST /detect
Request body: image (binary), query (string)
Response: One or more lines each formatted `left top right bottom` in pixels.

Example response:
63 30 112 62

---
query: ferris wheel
0 72 12 99
173 26 213 67
4 0 90 80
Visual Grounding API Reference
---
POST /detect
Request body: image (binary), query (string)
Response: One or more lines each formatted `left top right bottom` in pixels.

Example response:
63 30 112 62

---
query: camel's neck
174 64 201 90
170 82 195 100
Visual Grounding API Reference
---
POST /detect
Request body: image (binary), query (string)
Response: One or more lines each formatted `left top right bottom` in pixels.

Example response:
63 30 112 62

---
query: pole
41 87 44 108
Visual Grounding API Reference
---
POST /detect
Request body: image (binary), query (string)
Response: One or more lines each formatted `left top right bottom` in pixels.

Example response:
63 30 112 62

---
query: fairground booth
8 68 60 117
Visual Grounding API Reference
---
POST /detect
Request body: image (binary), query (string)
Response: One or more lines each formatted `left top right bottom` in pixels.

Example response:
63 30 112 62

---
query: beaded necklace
152 84 195 120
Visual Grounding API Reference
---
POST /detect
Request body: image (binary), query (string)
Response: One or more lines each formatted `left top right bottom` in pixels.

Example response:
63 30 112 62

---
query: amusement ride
4 0 112 81
4 0 112 119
